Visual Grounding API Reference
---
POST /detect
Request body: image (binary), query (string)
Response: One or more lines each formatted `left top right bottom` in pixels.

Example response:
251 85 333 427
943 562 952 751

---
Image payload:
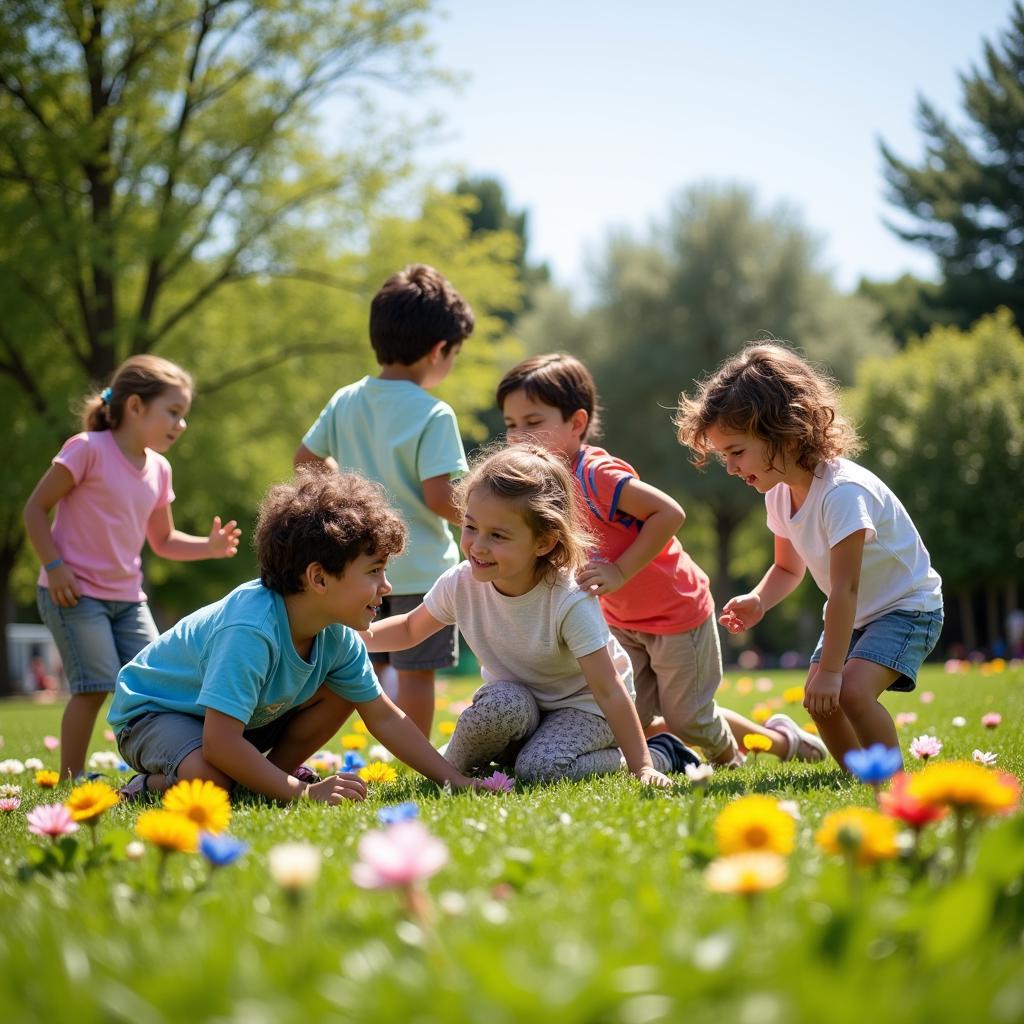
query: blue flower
342 752 366 773
198 832 248 868
844 744 902 784
377 801 419 826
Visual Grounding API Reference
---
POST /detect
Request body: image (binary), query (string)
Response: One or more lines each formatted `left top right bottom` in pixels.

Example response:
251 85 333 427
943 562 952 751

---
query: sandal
766 713 828 762
118 773 152 801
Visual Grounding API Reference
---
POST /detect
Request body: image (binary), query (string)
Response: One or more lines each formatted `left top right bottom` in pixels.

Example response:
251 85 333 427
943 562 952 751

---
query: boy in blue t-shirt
110 467 477 803
295 264 475 736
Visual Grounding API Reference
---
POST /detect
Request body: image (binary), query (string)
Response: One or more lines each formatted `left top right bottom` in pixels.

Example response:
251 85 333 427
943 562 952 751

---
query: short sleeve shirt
108 580 382 733
573 445 714 634
302 377 467 594
38 431 174 602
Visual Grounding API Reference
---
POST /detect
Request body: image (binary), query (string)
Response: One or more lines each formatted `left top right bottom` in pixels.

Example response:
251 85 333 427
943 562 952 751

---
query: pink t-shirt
37 432 174 602
573 445 714 636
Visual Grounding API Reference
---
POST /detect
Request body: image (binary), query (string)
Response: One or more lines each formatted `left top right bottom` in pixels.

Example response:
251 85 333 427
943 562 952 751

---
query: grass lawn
1 662 1022 1024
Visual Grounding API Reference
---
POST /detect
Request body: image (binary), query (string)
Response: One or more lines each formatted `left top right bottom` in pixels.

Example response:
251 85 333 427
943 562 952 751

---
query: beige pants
613 616 737 760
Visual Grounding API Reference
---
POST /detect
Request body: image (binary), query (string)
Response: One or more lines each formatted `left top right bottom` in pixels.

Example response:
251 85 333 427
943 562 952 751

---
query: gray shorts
370 593 458 671
117 709 295 784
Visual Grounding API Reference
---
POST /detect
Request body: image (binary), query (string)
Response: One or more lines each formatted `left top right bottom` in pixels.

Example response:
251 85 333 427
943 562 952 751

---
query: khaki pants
613 616 737 760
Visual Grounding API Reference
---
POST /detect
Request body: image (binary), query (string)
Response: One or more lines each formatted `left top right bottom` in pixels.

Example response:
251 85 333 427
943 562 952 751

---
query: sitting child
109 467 476 802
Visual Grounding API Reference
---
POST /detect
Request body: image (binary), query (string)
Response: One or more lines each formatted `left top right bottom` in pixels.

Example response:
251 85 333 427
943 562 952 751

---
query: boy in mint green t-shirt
295 264 474 737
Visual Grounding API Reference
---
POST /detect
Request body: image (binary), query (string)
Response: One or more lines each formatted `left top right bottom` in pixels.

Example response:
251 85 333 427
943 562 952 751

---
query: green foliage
880 1 1024 328
856 273 949 346
852 309 1024 598
0 664 1022 1022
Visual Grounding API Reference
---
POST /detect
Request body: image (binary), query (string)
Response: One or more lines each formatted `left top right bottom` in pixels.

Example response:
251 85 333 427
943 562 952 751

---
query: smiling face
460 487 555 597
501 389 586 461
322 551 393 630
134 385 192 454
703 422 791 493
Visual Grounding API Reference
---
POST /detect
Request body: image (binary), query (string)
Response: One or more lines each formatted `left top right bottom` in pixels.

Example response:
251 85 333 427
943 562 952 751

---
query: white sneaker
765 713 829 762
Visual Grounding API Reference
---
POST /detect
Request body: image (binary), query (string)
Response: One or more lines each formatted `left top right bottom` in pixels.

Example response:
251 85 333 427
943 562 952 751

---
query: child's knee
514 749 574 784
463 681 537 733
838 680 875 719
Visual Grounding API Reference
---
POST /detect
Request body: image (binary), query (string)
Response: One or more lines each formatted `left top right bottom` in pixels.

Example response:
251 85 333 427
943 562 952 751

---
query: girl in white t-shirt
365 444 700 785
675 343 943 770
23 355 242 780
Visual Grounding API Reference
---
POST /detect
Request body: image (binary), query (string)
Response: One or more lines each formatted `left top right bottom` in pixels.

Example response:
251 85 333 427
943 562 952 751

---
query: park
1 3 1023 1022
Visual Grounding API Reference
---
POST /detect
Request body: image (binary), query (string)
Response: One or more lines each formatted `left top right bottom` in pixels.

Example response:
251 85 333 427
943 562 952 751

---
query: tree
0 2 525 692
855 273 947 345
880 2 1024 328
853 308 1024 653
524 185 892 623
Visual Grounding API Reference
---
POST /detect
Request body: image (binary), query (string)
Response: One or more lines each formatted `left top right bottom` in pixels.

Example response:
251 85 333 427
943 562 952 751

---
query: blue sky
400 1 1015 294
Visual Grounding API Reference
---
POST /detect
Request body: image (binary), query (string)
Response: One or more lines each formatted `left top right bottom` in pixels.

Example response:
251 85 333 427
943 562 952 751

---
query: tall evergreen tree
880 2 1024 327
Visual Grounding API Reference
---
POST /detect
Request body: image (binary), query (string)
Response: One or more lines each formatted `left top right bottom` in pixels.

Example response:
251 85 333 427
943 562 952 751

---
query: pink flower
982 713 1002 729
103 729 116 743
909 735 942 761
0 797 20 812
973 750 998 766
919 691 935 704
26 803 79 839
351 821 448 889
43 735 59 751
895 712 918 728
480 771 515 792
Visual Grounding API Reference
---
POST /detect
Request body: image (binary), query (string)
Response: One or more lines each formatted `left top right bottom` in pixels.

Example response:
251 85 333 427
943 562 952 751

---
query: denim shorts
37 587 159 695
810 606 944 691
368 592 458 671
117 710 295 784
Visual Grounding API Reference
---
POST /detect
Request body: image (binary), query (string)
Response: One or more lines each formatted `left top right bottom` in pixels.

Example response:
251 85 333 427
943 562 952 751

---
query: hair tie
100 387 113 404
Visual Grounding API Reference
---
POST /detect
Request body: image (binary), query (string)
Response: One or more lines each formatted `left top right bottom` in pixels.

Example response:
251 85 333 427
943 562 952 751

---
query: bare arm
146 504 241 561
421 473 462 526
23 464 83 606
805 530 865 718
358 693 475 788
576 647 672 787
294 443 339 473
577 479 685 595
719 536 806 633
364 602 446 653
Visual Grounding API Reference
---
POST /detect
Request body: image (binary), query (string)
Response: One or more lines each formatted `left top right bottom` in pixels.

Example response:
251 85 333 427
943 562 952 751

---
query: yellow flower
803 722 819 735
714 795 796 855
782 686 805 704
907 761 1020 817
438 720 456 736
358 762 398 784
352 719 369 735
135 809 198 853
751 705 771 724
736 677 753 695
743 733 772 754
815 806 899 865
162 779 231 834
65 780 119 821
705 852 788 894
35 769 60 789
341 734 367 751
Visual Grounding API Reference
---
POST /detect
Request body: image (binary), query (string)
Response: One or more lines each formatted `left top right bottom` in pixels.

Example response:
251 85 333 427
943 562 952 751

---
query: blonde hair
453 443 595 581
675 342 861 471
81 355 193 432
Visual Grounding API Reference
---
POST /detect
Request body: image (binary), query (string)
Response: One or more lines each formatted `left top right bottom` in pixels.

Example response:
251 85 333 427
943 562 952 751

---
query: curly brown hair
254 465 406 595
675 342 861 472
453 443 595 582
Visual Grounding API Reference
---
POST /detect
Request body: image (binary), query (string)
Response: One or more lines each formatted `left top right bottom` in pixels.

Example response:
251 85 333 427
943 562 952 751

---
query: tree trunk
0 549 18 697
985 584 1000 652
958 588 978 653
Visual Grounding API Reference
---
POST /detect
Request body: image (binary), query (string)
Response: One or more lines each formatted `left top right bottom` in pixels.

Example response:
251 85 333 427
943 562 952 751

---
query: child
498 354 825 766
109 467 477 802
295 264 474 737
365 444 698 786
23 356 241 780
675 343 944 767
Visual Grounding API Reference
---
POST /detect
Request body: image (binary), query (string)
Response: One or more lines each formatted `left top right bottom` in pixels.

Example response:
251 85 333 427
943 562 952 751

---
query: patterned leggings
444 680 672 782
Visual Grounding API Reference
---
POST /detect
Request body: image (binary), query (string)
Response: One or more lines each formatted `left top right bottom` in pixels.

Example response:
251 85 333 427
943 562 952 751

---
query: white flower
24 757 44 771
88 750 123 771
909 735 942 760
777 800 801 821
684 763 714 784
368 744 393 763
951 716 967 728
268 842 322 890
0 759 26 775
972 749 998 766
0 783 22 798
125 841 146 862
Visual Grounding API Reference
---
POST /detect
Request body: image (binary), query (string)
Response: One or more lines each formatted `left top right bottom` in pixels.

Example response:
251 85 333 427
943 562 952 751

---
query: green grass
1 663 1023 1024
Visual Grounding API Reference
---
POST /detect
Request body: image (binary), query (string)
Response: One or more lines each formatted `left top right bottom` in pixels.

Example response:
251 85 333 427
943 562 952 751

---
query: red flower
879 772 948 829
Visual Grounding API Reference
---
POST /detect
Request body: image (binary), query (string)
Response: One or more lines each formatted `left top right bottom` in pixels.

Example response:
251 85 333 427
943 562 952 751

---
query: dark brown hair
81 355 193 432
453 443 595 582
254 465 406 595
496 352 602 441
675 342 862 471
369 264 475 366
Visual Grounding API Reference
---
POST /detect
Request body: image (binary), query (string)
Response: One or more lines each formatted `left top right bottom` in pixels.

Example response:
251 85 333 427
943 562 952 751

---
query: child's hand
804 669 842 718
636 765 673 788
577 560 626 596
47 563 82 608
207 516 242 558
718 593 763 633
305 773 368 804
